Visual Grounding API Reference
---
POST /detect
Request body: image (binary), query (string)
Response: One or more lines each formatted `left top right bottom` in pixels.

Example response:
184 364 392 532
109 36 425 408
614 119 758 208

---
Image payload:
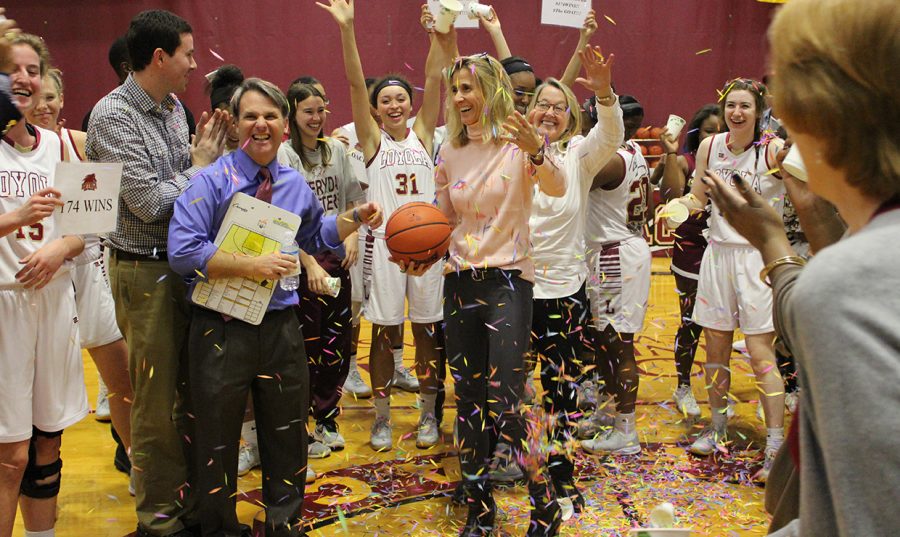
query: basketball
649 144 664 155
385 202 452 265
635 126 652 139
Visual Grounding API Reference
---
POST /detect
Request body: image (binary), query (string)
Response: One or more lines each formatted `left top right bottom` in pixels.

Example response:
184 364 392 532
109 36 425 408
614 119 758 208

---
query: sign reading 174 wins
54 161 123 235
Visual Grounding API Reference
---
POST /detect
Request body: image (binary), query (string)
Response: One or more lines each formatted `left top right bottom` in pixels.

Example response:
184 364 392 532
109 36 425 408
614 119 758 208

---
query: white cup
660 199 689 229
467 3 493 20
782 144 808 182
665 114 686 139
433 0 463 33
629 529 692 537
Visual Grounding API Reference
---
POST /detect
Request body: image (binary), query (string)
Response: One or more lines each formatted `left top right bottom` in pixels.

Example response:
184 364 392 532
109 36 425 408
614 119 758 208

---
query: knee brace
20 429 64 499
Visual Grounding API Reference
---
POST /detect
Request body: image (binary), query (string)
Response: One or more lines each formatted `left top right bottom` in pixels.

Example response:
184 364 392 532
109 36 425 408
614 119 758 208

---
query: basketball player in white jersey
673 79 785 482
579 95 653 456
27 68 134 479
321 0 455 450
0 34 88 537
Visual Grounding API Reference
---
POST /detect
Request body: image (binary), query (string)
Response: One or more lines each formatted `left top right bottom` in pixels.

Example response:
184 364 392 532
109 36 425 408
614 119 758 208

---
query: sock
419 392 437 417
241 420 258 447
766 427 785 451
392 345 404 370
616 412 636 434
711 410 728 431
25 530 55 537
374 397 391 420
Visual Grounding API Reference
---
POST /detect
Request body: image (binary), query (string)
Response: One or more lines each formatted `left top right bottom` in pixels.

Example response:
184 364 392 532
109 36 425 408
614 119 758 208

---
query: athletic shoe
237 442 260 476
673 385 701 419
314 421 345 451
343 368 373 398
489 442 524 482
785 390 799 415
370 417 392 451
732 339 749 356
581 428 641 455
308 440 332 459
306 466 317 483
689 426 726 456
95 379 111 422
391 365 419 392
576 405 615 439
416 413 439 448
576 378 597 410
753 447 778 483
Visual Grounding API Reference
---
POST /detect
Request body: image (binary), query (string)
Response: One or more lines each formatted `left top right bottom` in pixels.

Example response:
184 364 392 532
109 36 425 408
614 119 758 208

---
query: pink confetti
209 48 225 62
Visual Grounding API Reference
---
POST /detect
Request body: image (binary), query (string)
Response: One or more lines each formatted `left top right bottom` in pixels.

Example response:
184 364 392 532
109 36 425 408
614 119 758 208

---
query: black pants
673 273 702 387
444 269 544 485
531 284 589 482
189 307 308 537
297 259 352 424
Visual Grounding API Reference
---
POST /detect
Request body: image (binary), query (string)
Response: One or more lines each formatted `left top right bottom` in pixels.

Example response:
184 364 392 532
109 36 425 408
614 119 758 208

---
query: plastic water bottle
279 231 300 291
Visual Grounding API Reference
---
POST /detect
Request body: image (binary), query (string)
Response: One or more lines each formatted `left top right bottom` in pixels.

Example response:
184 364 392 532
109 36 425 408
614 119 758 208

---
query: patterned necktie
255 166 272 203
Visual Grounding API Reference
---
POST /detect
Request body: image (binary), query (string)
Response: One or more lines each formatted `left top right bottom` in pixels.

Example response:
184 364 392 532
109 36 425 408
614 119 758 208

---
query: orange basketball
650 127 664 139
635 126 652 139
640 144 649 155
385 202 452 265
649 145 664 155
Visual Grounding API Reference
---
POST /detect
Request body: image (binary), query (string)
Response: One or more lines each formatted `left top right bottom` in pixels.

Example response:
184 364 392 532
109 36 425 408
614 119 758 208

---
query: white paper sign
427 0 480 30
53 161 122 235
190 192 302 325
541 0 591 28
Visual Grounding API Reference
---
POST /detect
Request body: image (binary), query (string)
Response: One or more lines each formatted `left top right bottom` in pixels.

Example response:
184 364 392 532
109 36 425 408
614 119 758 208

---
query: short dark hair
290 75 320 87
127 10 192 72
108 35 131 81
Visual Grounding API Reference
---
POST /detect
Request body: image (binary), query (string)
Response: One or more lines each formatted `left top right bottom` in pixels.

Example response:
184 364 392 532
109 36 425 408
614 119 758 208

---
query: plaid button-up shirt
86 74 200 255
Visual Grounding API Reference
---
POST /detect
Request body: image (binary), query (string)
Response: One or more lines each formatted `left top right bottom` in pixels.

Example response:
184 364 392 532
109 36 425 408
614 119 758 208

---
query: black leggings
531 285 589 482
444 269 544 485
673 273 703 387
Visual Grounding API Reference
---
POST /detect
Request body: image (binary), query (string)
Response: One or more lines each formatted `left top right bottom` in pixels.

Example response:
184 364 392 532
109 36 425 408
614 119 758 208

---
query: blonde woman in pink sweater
433 53 566 537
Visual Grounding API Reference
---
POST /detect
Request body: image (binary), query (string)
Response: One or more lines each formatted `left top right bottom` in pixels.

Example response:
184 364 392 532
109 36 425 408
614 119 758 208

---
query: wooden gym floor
15 258 777 536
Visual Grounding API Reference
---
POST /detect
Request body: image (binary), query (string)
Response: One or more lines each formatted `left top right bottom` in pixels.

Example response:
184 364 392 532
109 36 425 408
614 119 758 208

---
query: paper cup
665 114 686 139
660 200 689 229
467 3 493 20
433 0 463 33
782 144 808 182
629 529 692 537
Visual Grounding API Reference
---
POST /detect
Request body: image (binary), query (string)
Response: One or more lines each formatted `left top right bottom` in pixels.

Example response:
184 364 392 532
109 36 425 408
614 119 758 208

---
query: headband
501 57 533 77
369 78 413 108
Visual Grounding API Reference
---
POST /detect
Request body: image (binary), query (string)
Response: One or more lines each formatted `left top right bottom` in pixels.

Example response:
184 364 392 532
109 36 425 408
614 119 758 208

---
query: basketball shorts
0 276 89 442
72 258 122 349
350 230 369 326
587 236 651 334
693 243 774 334
362 233 444 326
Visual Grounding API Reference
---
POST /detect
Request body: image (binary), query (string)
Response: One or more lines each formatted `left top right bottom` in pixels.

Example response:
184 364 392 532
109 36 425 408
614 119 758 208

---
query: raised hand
479 7 502 33
316 0 355 27
501 111 544 157
191 108 230 167
659 126 679 154
574 45 615 95
581 9 598 40
0 10 20 73
420 3 435 33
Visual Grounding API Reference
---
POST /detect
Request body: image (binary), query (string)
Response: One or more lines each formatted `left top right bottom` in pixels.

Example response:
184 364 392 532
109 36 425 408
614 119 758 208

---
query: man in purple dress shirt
168 78 382 537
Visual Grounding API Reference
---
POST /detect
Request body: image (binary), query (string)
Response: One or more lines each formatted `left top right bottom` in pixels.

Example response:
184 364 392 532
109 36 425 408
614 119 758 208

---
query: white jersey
337 122 369 189
585 140 651 246
0 126 68 288
706 132 784 246
366 129 435 238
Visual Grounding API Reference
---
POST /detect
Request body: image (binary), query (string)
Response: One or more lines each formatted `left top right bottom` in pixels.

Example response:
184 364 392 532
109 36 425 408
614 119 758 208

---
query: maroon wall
9 0 777 131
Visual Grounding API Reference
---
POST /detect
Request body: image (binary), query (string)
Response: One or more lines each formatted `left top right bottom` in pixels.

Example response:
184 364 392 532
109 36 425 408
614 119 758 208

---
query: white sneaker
370 416 393 451
237 442 260 476
306 466 317 483
673 385 701 419
576 396 615 439
314 422 345 451
95 379 111 422
308 440 332 459
785 391 799 414
732 339 749 356
581 428 641 455
576 379 597 410
689 426 726 456
343 368 373 398
416 413 439 448
753 447 778 483
489 443 524 482
391 365 419 392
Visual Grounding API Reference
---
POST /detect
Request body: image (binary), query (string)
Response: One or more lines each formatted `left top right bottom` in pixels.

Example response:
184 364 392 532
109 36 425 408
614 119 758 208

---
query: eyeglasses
534 101 567 115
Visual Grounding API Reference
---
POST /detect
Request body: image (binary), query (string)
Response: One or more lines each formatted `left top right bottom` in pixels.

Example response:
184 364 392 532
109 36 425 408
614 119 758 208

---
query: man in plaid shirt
85 9 229 537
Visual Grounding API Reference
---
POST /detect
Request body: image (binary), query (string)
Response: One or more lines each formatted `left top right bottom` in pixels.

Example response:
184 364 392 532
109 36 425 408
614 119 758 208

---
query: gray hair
231 78 289 118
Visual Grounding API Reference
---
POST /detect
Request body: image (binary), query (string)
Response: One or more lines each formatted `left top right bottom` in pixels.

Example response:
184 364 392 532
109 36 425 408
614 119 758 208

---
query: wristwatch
529 146 545 166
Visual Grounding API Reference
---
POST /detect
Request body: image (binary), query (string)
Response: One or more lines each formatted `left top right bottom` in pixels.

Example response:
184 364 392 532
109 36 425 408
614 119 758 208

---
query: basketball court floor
16 258 776 536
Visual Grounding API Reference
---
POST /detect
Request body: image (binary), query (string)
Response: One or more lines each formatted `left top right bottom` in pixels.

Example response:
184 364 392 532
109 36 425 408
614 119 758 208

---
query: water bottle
279 231 300 291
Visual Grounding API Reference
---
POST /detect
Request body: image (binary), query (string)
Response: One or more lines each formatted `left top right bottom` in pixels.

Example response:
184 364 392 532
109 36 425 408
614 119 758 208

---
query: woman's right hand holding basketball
316 0 354 27
390 258 434 277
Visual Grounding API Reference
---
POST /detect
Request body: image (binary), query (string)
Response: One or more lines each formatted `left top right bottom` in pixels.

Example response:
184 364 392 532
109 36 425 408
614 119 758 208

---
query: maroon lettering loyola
0 170 50 197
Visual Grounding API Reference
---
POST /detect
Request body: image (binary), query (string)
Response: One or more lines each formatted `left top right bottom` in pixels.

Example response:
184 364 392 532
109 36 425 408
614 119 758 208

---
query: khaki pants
109 254 194 535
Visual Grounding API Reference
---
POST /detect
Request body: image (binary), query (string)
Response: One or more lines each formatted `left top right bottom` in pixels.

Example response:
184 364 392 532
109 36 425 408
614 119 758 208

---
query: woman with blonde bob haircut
431 50 568 535
701 0 900 535
525 47 624 513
